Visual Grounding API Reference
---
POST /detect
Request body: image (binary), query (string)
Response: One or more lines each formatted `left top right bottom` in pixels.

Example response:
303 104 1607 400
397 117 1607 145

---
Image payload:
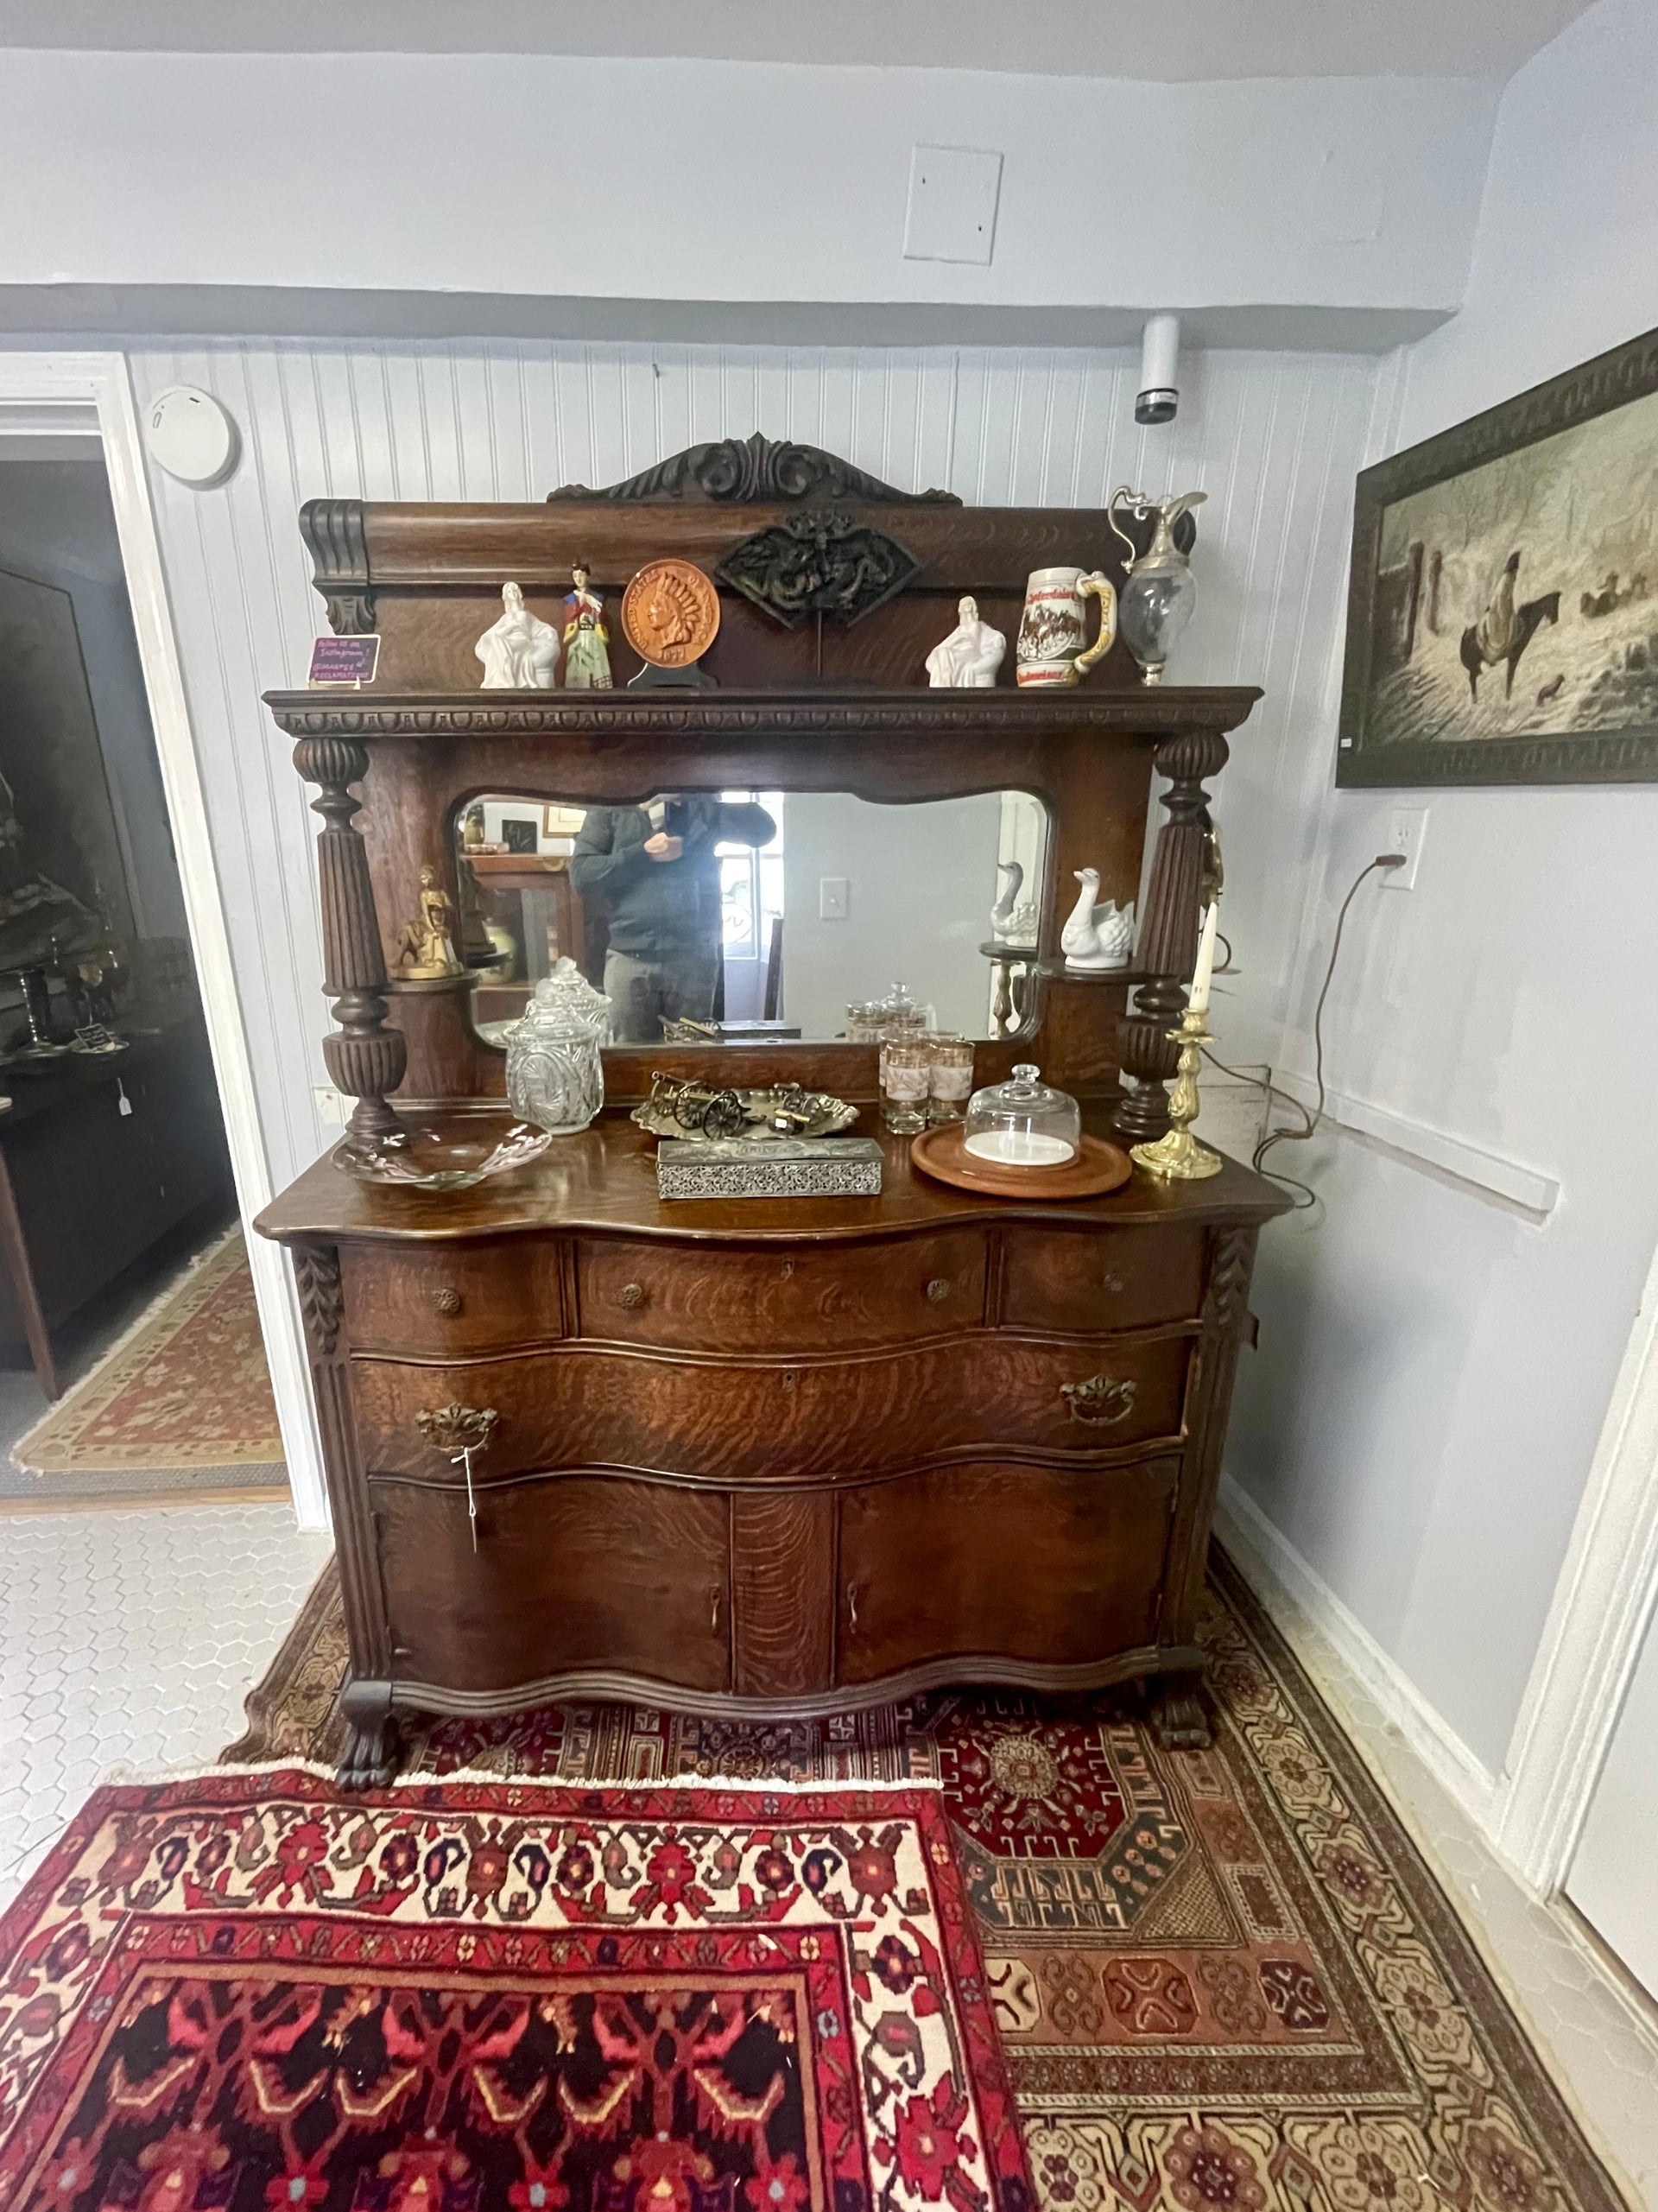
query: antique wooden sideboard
255 439 1288 1785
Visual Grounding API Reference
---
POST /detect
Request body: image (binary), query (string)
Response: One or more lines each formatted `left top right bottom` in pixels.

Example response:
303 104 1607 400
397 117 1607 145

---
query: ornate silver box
656 1135 884 1201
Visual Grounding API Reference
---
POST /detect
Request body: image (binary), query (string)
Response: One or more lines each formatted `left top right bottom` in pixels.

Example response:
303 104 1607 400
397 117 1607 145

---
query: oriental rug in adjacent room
225 1555 1630 2212
0 1774 1028 2212
9 1230 285 1495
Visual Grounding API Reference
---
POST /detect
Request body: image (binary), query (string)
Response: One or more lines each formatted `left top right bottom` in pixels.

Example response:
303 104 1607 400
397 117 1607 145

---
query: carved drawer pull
415 1405 499 1556
925 1277 952 1302
431 1287 462 1316
617 1282 647 1309
416 1405 499 1453
846 1581 859 1629
1060 1375 1137 1425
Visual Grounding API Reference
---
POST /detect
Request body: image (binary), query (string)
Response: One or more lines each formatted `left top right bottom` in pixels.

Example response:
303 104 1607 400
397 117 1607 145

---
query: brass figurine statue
396 865 464 979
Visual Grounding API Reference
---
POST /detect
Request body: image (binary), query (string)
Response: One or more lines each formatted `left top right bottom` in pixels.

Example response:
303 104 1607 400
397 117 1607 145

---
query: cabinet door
372 1474 731 1698
836 1458 1179 1686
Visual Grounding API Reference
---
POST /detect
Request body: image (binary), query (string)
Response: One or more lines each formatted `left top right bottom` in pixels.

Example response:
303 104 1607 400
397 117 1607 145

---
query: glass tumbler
927 1038 975 1125
882 1039 932 1135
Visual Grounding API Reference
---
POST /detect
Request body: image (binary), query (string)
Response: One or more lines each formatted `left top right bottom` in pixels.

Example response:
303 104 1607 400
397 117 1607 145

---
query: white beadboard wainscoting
124 335 1379 1201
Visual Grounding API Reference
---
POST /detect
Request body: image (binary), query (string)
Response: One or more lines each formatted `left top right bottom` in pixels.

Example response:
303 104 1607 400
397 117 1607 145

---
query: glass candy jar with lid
963 1062 1081 1167
505 956 612 1134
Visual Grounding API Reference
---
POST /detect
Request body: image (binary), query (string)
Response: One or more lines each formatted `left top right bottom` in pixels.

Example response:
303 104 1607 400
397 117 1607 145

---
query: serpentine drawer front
575 1229 989 1352
998 1222 1206 1332
350 1331 1191 1486
341 1238 566 1357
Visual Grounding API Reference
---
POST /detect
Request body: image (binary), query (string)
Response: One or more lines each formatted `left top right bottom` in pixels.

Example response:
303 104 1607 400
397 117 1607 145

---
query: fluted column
1113 726 1227 1145
294 733 405 1142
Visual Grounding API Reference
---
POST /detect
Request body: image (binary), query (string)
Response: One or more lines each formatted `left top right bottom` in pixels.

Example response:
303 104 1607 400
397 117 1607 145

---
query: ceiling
0 0 1598 81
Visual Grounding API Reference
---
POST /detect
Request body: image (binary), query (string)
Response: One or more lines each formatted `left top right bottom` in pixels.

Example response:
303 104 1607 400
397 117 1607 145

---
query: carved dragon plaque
716 511 923 629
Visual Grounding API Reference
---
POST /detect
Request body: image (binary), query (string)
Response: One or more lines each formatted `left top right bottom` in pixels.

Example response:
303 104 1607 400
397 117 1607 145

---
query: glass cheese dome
963 1062 1081 1167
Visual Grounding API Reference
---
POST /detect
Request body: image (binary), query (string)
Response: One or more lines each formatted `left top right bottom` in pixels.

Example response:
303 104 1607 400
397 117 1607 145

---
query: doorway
0 446 283 1500
0 356 322 1523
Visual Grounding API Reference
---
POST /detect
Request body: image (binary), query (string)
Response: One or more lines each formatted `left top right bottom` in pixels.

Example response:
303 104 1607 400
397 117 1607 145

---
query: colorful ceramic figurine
561 562 612 689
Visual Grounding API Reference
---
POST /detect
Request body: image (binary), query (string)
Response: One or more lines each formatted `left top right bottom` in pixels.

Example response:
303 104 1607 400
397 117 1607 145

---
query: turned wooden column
294 732 405 1141
1113 726 1228 1145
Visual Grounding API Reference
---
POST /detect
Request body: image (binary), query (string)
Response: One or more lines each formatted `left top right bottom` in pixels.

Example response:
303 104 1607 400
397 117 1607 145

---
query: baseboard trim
1216 1473 1501 1834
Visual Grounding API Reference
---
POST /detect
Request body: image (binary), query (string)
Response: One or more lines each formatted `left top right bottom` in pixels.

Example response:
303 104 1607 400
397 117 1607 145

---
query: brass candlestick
1130 1005 1223 1181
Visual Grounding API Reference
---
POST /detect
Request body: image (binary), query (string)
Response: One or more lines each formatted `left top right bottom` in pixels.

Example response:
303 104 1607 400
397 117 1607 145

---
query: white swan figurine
1061 868 1135 969
990 860 1025 941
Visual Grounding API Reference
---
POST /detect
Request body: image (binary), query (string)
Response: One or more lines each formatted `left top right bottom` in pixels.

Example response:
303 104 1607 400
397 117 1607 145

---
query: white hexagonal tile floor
0 1500 331 1907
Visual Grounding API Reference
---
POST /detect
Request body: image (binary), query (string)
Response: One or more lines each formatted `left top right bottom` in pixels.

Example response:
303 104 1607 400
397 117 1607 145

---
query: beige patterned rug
226 1550 1632 2212
11 1228 286 1487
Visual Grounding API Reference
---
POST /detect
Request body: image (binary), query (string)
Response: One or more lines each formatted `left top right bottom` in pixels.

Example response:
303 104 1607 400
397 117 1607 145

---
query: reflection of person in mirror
570 795 776 1043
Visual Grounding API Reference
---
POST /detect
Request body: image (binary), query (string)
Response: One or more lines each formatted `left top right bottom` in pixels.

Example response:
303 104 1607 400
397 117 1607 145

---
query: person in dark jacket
570 794 776 1043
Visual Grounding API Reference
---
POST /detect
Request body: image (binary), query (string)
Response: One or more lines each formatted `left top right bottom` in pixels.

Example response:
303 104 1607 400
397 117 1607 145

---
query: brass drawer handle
846 1581 859 1629
617 1282 647 1309
432 1287 462 1317
926 1277 952 1302
415 1404 499 1452
1060 1376 1136 1425
415 1405 499 1556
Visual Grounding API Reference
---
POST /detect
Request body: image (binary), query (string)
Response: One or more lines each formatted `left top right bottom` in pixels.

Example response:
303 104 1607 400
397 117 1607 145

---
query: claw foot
1151 1680 1212 1752
337 1680 401 1789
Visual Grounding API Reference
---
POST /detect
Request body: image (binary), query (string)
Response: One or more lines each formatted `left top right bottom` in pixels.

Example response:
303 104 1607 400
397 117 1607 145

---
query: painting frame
1336 324 1658 788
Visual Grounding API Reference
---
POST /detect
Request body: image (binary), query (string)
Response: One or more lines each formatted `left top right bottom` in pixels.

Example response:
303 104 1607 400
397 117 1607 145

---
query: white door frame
0 352 326 1527
1497 1234 1658 1892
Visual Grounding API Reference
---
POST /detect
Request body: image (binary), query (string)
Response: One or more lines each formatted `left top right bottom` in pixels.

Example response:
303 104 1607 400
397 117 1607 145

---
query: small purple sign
308 633 381 686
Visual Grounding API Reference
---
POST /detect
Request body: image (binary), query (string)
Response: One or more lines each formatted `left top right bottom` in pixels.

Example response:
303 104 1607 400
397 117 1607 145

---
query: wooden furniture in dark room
256 440 1288 1785
0 1008 234 1397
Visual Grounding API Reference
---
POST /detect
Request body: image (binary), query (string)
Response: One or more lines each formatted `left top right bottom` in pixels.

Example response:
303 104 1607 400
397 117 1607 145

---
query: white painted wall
0 52 1493 327
102 336 1373 1201
1228 0 1658 1778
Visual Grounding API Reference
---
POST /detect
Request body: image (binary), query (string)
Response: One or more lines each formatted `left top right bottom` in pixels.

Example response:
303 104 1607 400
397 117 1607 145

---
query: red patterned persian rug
13 1233 283 1478
224 1559 1634 2212
0 1774 1028 2212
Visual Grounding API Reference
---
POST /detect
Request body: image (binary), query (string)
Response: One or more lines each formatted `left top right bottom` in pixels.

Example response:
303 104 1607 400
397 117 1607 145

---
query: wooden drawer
836 1456 1180 1683
574 1230 987 1352
341 1237 565 1356
999 1222 1206 1333
370 1472 729 1696
350 1332 1189 1486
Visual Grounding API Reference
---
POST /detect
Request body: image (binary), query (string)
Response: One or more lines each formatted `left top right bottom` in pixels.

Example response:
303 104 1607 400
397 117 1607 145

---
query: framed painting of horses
1336 325 1658 787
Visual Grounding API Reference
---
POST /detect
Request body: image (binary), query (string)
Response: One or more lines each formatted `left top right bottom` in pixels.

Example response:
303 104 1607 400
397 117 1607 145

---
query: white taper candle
1187 900 1220 1017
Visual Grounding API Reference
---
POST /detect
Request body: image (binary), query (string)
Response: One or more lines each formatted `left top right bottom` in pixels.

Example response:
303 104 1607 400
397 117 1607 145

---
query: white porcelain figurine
926 594 1006 688
475 581 560 689
989 860 1024 941
1060 868 1136 969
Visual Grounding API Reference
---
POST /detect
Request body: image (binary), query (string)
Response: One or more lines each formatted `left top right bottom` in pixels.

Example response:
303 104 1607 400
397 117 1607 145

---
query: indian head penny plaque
622 558 722 671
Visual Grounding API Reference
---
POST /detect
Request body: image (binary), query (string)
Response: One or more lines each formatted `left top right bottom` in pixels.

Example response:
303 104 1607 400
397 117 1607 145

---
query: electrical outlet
819 876 850 922
1383 806 1427 890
